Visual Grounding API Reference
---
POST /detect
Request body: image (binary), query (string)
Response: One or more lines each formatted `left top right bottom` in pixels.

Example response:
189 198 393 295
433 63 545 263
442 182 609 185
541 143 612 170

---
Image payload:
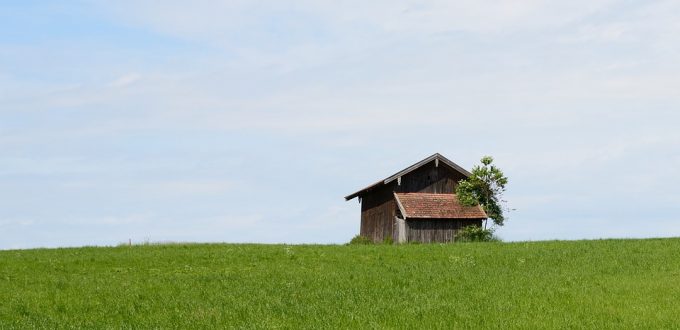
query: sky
2 0 680 250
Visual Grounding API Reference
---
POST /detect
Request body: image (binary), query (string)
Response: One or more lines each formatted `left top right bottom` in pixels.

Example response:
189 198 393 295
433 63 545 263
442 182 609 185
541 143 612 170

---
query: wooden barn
345 153 486 243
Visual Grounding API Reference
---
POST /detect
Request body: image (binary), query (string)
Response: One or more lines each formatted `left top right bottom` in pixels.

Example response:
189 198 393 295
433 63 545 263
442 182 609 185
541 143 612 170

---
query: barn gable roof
394 193 487 219
344 153 472 201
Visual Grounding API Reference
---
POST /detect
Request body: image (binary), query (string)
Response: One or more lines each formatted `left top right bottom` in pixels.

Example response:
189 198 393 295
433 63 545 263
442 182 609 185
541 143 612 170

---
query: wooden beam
393 193 408 220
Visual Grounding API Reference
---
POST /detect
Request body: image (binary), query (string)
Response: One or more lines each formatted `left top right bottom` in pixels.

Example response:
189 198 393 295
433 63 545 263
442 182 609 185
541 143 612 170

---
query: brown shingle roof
394 193 487 219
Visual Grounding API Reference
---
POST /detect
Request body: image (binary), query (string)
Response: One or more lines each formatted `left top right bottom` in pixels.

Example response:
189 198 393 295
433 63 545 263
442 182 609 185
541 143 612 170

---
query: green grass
2 238 680 329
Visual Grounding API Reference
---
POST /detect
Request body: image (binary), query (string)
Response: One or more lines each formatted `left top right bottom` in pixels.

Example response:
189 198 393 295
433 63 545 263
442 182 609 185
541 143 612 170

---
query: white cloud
108 73 142 88
101 0 618 38
0 218 35 227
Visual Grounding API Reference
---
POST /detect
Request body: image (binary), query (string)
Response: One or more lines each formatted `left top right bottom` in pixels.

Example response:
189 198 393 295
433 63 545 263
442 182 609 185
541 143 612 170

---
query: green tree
456 156 508 229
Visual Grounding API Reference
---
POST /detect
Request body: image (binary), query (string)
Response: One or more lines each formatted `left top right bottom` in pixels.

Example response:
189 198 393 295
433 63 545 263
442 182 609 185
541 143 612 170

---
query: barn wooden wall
394 161 467 194
405 219 483 243
359 187 395 242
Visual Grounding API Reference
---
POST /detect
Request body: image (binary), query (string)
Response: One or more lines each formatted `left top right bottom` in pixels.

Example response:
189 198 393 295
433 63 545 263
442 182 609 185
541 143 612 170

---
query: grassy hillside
2 238 680 329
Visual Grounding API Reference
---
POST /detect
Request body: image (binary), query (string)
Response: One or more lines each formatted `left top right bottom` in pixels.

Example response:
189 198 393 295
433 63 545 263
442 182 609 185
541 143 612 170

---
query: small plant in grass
456 225 497 242
382 236 394 245
348 235 372 245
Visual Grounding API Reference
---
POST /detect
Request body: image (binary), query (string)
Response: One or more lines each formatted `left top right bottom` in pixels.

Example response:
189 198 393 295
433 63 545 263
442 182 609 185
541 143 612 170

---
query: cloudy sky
2 0 680 249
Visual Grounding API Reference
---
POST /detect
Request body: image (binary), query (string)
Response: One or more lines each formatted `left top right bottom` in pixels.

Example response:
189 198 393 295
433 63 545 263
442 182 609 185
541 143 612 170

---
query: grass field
2 238 680 329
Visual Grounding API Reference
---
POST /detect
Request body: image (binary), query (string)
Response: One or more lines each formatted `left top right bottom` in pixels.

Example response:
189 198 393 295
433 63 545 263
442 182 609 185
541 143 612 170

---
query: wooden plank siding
405 219 483 243
359 186 396 242
394 161 466 194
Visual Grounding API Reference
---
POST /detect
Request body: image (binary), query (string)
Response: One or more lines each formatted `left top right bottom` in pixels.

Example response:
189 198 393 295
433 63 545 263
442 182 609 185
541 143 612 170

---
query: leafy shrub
348 235 373 245
456 226 497 242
